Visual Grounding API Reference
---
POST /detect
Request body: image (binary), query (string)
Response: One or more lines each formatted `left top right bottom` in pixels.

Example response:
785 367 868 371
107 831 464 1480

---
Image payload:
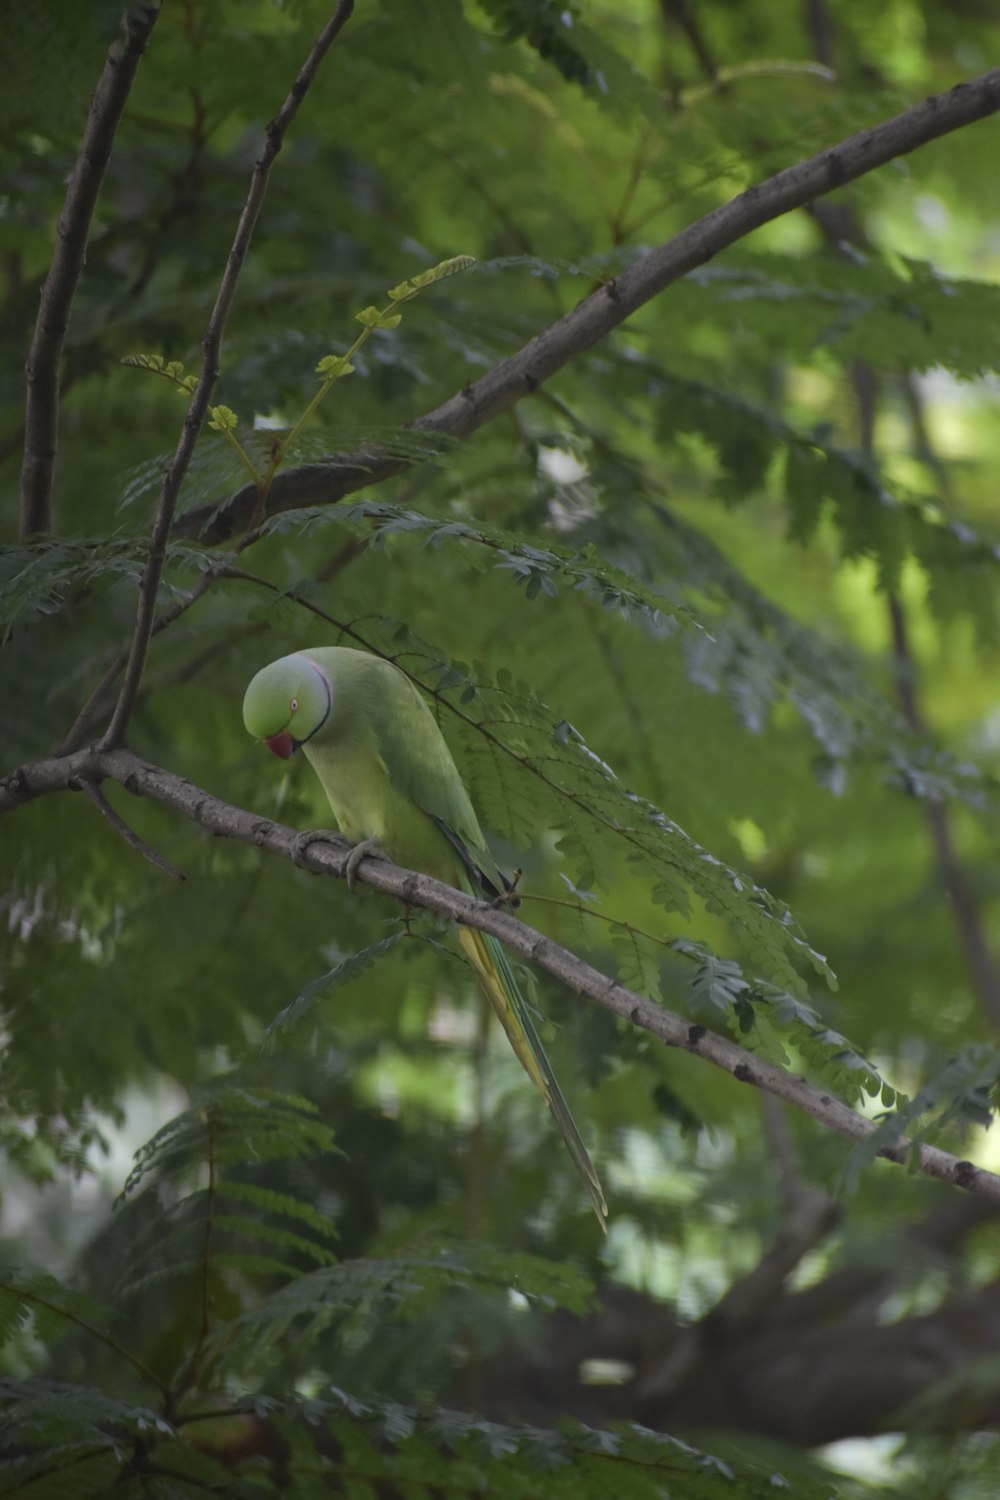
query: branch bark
100 0 355 751
4 745 1000 1210
19 4 160 537
173 66 1000 544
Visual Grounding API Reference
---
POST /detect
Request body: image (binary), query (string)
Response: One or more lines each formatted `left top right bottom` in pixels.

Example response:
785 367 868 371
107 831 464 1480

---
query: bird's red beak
264 732 296 759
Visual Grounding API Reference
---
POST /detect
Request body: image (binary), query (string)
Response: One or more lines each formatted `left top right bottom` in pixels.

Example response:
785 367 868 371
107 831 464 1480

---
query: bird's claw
345 836 387 891
490 866 523 909
291 828 347 871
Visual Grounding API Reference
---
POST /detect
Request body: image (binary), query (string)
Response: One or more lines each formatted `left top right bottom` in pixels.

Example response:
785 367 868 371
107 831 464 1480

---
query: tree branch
99 0 355 751
475 1263 1000 1443
174 66 1000 544
19 4 160 538
77 777 185 881
4 746 1000 1209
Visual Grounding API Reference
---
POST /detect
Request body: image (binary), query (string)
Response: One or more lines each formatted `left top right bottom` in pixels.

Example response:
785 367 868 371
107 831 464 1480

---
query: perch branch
99 1 355 751
19 5 160 537
173 66 1000 544
4 745 1000 1209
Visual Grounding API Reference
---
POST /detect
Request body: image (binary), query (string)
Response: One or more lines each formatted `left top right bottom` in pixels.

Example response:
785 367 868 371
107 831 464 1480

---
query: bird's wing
365 664 504 878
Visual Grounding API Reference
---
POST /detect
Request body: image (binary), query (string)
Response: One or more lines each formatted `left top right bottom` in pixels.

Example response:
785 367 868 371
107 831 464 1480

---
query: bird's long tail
458 925 608 1230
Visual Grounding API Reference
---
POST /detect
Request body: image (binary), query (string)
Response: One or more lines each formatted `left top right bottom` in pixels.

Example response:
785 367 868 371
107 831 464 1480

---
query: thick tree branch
630 1186 839 1407
175 66 1000 544
476 1269 1000 1443
4 746 1000 1208
100 1 355 751
19 5 160 537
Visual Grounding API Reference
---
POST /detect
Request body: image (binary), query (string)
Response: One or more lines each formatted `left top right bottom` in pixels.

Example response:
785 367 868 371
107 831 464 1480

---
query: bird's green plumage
243 647 607 1226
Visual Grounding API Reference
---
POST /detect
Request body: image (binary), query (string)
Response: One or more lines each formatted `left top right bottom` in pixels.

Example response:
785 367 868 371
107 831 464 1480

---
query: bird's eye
289 696 299 713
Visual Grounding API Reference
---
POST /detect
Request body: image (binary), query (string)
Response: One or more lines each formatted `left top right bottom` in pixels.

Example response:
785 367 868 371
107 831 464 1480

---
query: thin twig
59 520 349 755
61 561 233 754
658 0 718 82
19 5 160 537
4 745 1000 1210
804 0 838 72
99 1 355 751
174 66 1000 544
77 778 184 881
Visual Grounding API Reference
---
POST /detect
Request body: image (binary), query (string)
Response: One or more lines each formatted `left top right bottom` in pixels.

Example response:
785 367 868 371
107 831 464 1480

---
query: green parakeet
243 646 607 1226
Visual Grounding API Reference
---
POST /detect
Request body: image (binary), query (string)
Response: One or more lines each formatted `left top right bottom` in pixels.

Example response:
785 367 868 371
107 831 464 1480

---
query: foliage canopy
3 1 1000 1496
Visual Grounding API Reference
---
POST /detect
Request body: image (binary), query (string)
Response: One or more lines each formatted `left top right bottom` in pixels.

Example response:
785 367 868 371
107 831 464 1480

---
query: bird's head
242 653 332 759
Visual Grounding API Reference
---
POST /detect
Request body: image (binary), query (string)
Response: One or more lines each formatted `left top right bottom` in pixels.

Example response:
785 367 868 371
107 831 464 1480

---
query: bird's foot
490 867 523 908
291 828 348 871
345 836 388 891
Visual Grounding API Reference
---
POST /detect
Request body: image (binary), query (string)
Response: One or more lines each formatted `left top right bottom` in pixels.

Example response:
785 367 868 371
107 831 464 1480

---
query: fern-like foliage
211 1246 594 1377
6 1093 788 1500
844 1044 1000 1189
263 931 410 1042
652 366 1000 637
477 0 661 119
680 255 1000 382
0 536 222 643
0 1380 177 1500
118 1087 338 1201
255 494 991 811
673 938 896 1105
0 1272 117 1365
0 1376 835 1499
111 1087 340 1306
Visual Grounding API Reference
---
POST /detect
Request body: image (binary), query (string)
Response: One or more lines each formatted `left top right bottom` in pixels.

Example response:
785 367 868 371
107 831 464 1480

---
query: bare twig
99 1 355 751
4 745 1000 1209
173 66 1000 545
59 528 362 756
19 5 160 537
804 0 838 72
61 553 242 755
77 777 184 881
658 0 718 82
